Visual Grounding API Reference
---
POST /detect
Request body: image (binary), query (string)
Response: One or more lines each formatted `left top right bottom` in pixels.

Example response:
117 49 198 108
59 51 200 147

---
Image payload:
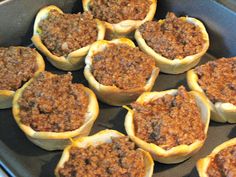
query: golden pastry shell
0 48 45 109
196 138 236 177
32 5 105 71
55 129 154 177
12 72 99 151
82 0 157 39
187 69 236 123
135 16 210 74
84 38 160 106
125 89 210 164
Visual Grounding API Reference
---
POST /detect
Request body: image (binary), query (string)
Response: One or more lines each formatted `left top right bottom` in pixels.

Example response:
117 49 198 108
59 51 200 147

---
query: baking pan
0 0 236 177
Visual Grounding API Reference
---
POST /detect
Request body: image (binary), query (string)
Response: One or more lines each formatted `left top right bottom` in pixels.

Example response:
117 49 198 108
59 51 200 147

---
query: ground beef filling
18 72 89 132
0 47 38 91
207 145 236 177
58 137 145 177
39 10 98 57
89 0 151 24
132 86 205 150
195 57 236 105
92 44 156 90
139 12 206 59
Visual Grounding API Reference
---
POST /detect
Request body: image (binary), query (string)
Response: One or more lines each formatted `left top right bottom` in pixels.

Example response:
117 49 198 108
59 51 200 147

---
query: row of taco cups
32 5 209 74
4 53 234 175
10 76 236 176
10 71 235 159
1 45 234 175
10 78 236 175
1 36 235 122
54 129 236 177
0 3 211 109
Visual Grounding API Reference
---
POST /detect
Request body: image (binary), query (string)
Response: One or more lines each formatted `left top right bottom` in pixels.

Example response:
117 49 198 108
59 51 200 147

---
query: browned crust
84 38 160 106
125 89 210 164
55 129 154 177
82 0 157 39
12 72 99 151
187 69 236 123
135 17 210 74
0 49 45 109
32 5 105 71
196 138 236 177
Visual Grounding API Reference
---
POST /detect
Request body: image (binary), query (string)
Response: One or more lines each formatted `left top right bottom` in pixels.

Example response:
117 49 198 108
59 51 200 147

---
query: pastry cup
55 129 154 177
82 0 157 39
135 17 210 74
84 38 160 106
196 138 236 177
0 48 45 109
125 89 210 164
32 5 105 71
12 73 99 151
187 69 236 123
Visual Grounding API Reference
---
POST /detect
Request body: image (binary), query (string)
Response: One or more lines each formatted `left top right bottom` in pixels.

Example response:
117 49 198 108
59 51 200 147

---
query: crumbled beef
132 86 205 150
39 10 98 57
207 145 236 177
89 0 151 24
139 12 206 59
58 137 145 177
92 43 156 90
196 57 236 105
18 72 89 132
0 47 38 91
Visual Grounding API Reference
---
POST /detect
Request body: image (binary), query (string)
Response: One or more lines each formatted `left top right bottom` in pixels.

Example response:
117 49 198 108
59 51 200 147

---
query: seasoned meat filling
58 137 145 177
89 0 151 24
132 86 205 150
207 145 236 177
0 47 38 91
92 43 156 90
39 10 98 57
196 57 236 105
139 12 206 59
18 72 89 132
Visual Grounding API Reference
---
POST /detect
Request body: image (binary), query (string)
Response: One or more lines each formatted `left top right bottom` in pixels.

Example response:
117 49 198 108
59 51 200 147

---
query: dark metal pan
0 0 235 176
